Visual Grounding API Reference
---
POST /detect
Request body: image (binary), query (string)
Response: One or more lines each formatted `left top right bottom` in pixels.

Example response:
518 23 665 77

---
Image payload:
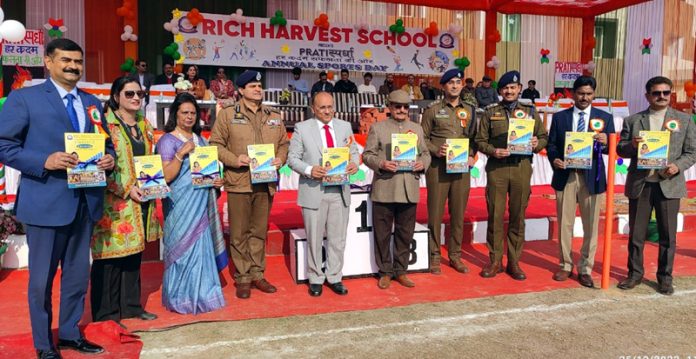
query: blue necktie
577 111 585 132
65 93 81 132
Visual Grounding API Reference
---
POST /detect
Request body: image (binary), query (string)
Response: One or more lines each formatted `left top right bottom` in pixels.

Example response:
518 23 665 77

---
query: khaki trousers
227 187 272 283
555 171 602 275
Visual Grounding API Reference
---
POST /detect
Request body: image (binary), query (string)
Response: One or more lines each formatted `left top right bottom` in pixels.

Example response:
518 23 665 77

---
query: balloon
0 8 4 24
124 25 133 33
164 22 172 31
173 52 181 60
0 20 26 42
275 10 283 17
171 27 179 34
120 33 130 41
327 72 334 80
396 19 403 26
129 34 138 41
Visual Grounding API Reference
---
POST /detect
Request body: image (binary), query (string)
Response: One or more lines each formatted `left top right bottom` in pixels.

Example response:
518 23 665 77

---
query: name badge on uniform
435 109 448 119
490 111 505 121
231 116 248 124
267 118 282 127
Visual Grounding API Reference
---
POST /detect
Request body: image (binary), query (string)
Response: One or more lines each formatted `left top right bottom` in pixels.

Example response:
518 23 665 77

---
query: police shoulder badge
664 119 680 132
589 118 605 132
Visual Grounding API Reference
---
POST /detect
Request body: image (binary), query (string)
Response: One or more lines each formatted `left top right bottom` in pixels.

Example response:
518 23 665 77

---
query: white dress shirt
303 118 337 176
572 105 591 132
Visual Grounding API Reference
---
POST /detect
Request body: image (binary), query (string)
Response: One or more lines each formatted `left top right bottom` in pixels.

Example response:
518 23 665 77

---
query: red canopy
367 0 649 17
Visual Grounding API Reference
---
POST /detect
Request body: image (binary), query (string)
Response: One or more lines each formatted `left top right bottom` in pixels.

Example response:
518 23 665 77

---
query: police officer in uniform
421 69 478 275
209 70 289 299
475 71 548 280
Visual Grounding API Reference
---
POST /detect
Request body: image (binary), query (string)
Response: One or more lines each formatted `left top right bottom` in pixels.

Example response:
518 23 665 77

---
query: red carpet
2 232 696 357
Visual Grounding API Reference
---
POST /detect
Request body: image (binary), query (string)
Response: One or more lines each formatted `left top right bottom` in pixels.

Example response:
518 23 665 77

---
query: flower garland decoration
540 48 550 64
641 38 652 55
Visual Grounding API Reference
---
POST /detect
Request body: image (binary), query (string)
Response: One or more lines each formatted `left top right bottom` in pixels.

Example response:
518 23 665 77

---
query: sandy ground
139 277 696 358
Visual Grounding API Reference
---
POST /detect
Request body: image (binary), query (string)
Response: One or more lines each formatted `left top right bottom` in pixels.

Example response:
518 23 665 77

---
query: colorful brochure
507 118 535 155
564 132 594 170
445 138 469 174
248 144 278 184
65 133 106 188
190 146 220 188
322 147 350 186
134 155 170 201
391 133 418 171
637 130 670 169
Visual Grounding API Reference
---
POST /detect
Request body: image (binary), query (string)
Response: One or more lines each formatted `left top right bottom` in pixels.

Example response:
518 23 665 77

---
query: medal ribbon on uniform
457 109 469 128
590 118 605 183
513 109 527 119
664 119 679 132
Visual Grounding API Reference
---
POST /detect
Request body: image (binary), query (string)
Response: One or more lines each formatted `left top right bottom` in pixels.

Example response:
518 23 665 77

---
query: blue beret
440 68 463 85
498 70 520 89
236 70 262 88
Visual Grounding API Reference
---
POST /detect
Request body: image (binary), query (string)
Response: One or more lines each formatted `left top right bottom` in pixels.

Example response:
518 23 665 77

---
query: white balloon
163 22 172 31
0 20 26 42
120 33 130 41
236 8 243 16
43 23 52 30
124 25 133 33
171 27 179 34
0 8 4 24
486 61 494 68
130 34 138 41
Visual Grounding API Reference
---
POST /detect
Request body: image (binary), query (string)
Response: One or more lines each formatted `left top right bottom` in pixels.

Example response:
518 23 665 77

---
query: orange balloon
327 72 334 80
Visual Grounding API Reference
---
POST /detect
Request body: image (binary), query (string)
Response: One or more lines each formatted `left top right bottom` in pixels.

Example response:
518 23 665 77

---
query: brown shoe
450 259 470 274
430 265 442 275
378 276 391 289
578 274 594 288
506 263 527 281
480 261 503 278
236 283 251 299
252 279 277 293
552 270 572 282
395 274 415 288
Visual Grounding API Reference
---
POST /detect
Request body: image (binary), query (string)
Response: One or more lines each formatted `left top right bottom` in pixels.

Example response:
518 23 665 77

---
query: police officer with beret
421 69 478 275
474 71 548 280
209 70 289 299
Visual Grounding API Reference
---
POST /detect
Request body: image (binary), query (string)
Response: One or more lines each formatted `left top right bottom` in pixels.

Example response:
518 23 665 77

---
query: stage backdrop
177 12 460 75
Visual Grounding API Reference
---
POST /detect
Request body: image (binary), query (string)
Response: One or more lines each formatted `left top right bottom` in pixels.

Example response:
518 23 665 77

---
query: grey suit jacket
617 107 696 199
287 118 360 209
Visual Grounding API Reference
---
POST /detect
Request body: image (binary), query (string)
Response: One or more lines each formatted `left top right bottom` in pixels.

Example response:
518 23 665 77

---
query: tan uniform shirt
209 100 289 194
421 98 478 158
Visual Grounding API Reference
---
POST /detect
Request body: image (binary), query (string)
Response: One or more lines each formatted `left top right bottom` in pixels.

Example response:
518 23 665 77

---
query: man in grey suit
363 90 431 289
617 76 696 295
287 92 360 296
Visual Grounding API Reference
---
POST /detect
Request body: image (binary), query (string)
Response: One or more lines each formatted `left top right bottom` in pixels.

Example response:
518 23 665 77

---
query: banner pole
601 133 618 289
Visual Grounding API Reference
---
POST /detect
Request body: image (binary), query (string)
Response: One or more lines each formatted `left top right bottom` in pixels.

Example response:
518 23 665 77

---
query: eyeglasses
123 90 147 99
650 90 671 97
391 104 409 110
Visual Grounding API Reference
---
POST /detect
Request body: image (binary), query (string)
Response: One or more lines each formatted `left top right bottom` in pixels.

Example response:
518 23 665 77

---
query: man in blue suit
0 39 115 359
547 76 615 288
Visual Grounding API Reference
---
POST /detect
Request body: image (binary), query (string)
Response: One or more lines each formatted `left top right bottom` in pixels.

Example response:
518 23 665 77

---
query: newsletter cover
190 146 220 188
637 130 670 170
564 132 594 170
507 119 535 155
134 155 170 201
391 133 418 171
322 147 350 186
248 144 278 184
65 133 106 188
445 138 469 174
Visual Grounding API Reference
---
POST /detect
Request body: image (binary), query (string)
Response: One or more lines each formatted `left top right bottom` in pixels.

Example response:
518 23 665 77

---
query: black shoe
36 349 61 359
658 282 674 296
308 284 322 297
57 338 104 354
328 281 348 295
137 311 158 321
617 277 642 290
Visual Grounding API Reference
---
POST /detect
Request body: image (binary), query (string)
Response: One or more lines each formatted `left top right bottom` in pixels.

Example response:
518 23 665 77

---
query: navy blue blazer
547 106 615 195
0 80 114 226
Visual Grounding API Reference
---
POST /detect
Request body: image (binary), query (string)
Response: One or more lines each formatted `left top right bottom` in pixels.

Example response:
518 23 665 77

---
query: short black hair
292 67 302 75
645 76 673 94
528 80 536 85
340 69 349 74
364 72 373 79
46 38 83 56
465 78 474 84
572 76 596 91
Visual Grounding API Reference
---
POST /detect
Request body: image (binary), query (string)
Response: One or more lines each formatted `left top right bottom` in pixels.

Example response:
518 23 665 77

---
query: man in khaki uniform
363 90 431 289
475 70 548 280
421 68 478 275
209 70 289 299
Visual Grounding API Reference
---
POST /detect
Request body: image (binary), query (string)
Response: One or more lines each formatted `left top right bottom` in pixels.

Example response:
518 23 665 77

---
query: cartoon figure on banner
229 40 255 61
184 38 206 60
386 46 403 72
11 65 32 90
428 51 449 73
212 40 224 61
411 49 423 70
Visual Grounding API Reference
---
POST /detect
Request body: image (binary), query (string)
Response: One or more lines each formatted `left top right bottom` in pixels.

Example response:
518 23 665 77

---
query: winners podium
289 192 430 283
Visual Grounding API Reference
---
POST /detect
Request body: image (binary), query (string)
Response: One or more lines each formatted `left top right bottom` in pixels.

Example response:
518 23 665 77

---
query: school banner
554 61 583 89
177 13 459 75
2 29 44 67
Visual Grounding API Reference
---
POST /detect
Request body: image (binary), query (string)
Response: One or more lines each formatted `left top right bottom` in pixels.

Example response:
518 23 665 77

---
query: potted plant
279 88 291 105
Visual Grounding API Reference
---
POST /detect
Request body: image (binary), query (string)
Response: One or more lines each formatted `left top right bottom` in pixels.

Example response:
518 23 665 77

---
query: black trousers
90 252 145 322
627 182 680 284
372 201 416 277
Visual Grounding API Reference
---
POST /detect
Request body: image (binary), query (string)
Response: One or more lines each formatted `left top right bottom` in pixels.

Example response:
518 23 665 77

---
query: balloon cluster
539 49 550 64
43 18 67 39
641 38 652 55
270 10 287 26
684 81 696 98
163 18 180 34
486 30 501 43
486 56 500 69
447 23 462 35
314 13 329 29
120 58 136 73
453 57 470 71
0 8 27 42
230 8 246 23
389 19 405 34
187 8 204 27
163 42 182 61
120 25 137 42
115 0 136 20
549 92 565 102
424 21 438 36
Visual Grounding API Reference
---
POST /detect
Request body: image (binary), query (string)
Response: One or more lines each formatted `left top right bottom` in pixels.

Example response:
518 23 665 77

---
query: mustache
63 68 80 75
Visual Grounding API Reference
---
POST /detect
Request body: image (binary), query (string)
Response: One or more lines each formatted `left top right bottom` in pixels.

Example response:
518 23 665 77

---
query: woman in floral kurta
90 77 161 323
